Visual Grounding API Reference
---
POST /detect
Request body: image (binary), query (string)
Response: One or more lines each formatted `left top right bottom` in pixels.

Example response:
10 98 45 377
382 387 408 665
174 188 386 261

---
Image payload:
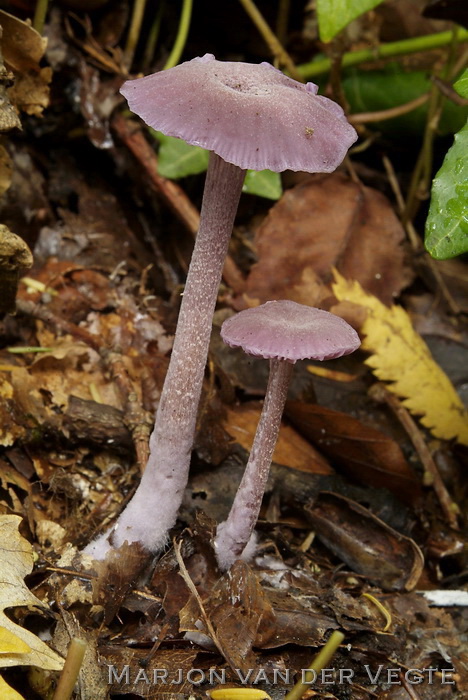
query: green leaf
242 169 282 200
343 65 468 136
454 68 468 99
152 131 209 179
425 120 468 259
317 0 384 43
151 130 282 200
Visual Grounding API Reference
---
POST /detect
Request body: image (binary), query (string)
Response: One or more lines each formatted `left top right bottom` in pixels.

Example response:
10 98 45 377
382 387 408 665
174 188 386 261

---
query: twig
142 1 165 73
33 0 49 34
173 539 225 658
350 92 430 124
369 383 459 529
284 631 345 700
297 28 468 80
238 0 303 82
112 112 246 293
163 0 193 70
382 154 461 314
53 638 87 700
123 0 149 70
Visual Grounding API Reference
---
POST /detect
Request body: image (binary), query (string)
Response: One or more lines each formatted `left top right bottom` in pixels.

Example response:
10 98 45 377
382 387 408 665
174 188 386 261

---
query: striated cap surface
221 300 360 363
120 54 357 173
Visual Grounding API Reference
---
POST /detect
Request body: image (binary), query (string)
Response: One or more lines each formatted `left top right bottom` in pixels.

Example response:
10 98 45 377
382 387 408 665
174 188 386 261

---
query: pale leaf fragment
0 515 63 670
332 270 468 445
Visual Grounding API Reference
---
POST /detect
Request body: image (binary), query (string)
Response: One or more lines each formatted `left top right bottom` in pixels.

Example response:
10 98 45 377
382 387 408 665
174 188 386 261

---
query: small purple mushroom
214 300 360 571
85 55 357 560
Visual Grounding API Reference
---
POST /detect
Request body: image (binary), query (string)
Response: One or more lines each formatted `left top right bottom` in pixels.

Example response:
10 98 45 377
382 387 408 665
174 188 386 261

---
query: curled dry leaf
0 224 33 313
0 10 51 117
305 493 424 591
0 515 63 671
243 173 412 309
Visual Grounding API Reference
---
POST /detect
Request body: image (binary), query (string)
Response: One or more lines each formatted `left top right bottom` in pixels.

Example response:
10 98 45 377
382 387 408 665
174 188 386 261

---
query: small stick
350 92 430 124
382 154 460 315
53 637 87 700
369 383 459 529
112 113 246 293
238 0 303 82
284 630 345 700
123 0 149 70
163 0 193 70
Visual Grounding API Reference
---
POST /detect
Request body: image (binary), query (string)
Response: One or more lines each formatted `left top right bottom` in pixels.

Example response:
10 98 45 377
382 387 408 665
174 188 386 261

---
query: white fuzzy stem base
215 358 294 571
85 154 246 560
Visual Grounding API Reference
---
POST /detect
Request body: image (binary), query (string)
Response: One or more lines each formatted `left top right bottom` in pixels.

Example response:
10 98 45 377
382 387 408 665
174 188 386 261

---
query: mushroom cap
120 54 357 173
221 300 360 363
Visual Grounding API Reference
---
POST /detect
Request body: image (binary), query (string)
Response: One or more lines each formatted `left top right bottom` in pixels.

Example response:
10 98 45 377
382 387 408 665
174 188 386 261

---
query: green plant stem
403 29 467 223
238 0 303 82
284 631 345 700
297 28 468 80
276 0 291 46
124 0 149 71
142 1 165 73
163 0 193 70
53 638 87 700
32 0 48 34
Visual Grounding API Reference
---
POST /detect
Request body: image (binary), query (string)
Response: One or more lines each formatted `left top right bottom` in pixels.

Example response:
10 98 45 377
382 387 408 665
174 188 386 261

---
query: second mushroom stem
86 153 246 558
215 358 294 571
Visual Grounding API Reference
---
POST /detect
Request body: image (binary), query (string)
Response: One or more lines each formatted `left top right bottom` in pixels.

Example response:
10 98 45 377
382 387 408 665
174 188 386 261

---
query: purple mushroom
214 300 360 571
85 55 357 560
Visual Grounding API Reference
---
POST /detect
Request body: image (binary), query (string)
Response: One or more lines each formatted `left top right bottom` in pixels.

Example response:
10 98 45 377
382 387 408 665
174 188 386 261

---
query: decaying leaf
305 492 424 591
286 401 421 504
0 224 33 313
0 10 51 117
332 270 468 445
0 144 13 195
0 515 63 672
243 173 412 309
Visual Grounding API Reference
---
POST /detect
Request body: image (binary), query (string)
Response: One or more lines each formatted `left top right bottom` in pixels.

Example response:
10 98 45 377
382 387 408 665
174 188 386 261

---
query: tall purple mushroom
85 55 357 560
215 300 360 571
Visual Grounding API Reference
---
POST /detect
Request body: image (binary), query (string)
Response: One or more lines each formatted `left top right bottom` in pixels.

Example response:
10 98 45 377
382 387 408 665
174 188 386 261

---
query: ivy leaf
317 0 384 42
343 65 468 136
454 68 468 99
243 169 282 200
152 131 209 178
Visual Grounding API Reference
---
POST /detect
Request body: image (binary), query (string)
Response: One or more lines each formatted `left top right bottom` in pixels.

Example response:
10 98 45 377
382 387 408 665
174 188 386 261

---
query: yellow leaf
0 674 26 699
0 515 63 670
0 627 30 654
332 270 468 445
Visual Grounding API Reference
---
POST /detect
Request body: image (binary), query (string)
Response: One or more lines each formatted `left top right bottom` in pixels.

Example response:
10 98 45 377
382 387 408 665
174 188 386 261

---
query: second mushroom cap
221 300 361 362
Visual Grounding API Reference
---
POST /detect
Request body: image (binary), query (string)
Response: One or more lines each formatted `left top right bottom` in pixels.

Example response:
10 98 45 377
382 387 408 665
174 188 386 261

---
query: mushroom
214 300 360 571
85 55 357 560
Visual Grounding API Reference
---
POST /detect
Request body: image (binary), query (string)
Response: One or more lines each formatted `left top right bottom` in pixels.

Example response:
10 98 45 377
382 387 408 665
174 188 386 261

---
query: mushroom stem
215 357 294 571
85 153 246 559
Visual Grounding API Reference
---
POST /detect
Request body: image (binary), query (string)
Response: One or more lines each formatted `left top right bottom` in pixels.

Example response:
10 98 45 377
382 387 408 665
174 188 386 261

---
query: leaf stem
123 0 149 71
238 0 303 81
163 0 193 70
32 0 49 34
298 28 468 80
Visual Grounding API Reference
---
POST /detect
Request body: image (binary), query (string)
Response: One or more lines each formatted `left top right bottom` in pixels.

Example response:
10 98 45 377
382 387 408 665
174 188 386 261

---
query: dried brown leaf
0 10 51 117
223 403 333 475
286 401 422 504
243 173 412 309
